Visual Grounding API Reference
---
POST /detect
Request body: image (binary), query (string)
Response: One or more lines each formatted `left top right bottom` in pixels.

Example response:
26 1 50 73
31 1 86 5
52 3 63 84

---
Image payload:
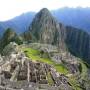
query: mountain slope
65 26 90 63
0 28 23 52
0 25 5 37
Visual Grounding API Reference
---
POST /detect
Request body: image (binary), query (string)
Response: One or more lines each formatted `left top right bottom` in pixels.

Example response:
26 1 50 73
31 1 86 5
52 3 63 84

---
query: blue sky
0 0 90 21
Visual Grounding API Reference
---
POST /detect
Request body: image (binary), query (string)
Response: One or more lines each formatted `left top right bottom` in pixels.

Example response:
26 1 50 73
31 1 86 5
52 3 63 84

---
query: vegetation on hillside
0 28 23 53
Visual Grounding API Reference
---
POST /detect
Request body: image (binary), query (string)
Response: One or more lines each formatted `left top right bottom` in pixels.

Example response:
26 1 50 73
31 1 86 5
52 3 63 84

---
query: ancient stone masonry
0 52 73 90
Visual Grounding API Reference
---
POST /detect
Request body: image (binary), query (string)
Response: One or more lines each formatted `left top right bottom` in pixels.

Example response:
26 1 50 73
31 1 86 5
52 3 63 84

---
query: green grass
79 61 88 80
54 64 68 74
23 48 68 74
47 72 54 85
69 76 83 90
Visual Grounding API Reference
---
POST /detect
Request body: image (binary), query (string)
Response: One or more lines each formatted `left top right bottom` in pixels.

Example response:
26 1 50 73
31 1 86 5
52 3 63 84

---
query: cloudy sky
0 0 90 21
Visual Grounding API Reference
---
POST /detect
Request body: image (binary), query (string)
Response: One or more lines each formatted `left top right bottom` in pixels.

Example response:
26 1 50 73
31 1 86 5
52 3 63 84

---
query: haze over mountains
0 12 35 34
52 7 90 33
0 7 90 35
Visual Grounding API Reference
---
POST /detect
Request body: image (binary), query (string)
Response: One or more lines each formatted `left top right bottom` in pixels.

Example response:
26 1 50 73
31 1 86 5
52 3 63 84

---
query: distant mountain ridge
0 12 35 34
0 25 4 37
0 7 90 34
52 7 90 33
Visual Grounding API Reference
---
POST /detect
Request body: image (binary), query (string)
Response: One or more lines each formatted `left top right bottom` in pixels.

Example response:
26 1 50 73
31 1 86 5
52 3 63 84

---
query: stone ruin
0 51 73 90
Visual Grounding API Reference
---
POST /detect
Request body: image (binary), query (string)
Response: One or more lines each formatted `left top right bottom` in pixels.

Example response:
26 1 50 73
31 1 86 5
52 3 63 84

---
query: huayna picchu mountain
23 8 67 51
23 8 90 63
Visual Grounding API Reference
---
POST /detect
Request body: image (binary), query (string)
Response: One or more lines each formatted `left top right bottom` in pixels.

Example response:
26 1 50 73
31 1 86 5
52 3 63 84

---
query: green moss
23 48 68 74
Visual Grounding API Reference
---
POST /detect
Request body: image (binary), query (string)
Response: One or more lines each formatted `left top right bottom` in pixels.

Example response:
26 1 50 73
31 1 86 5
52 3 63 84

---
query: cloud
0 0 90 21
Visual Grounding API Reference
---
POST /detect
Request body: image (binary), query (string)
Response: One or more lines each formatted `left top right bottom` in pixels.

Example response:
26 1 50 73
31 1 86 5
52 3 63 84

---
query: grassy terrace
79 61 88 80
69 77 83 90
47 72 54 85
23 48 68 75
68 60 88 90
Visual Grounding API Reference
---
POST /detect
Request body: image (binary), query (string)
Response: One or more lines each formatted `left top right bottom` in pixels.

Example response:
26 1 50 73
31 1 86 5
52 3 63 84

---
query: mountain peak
40 8 49 11
39 8 50 14
35 8 53 21
24 8 66 52
27 8 61 44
